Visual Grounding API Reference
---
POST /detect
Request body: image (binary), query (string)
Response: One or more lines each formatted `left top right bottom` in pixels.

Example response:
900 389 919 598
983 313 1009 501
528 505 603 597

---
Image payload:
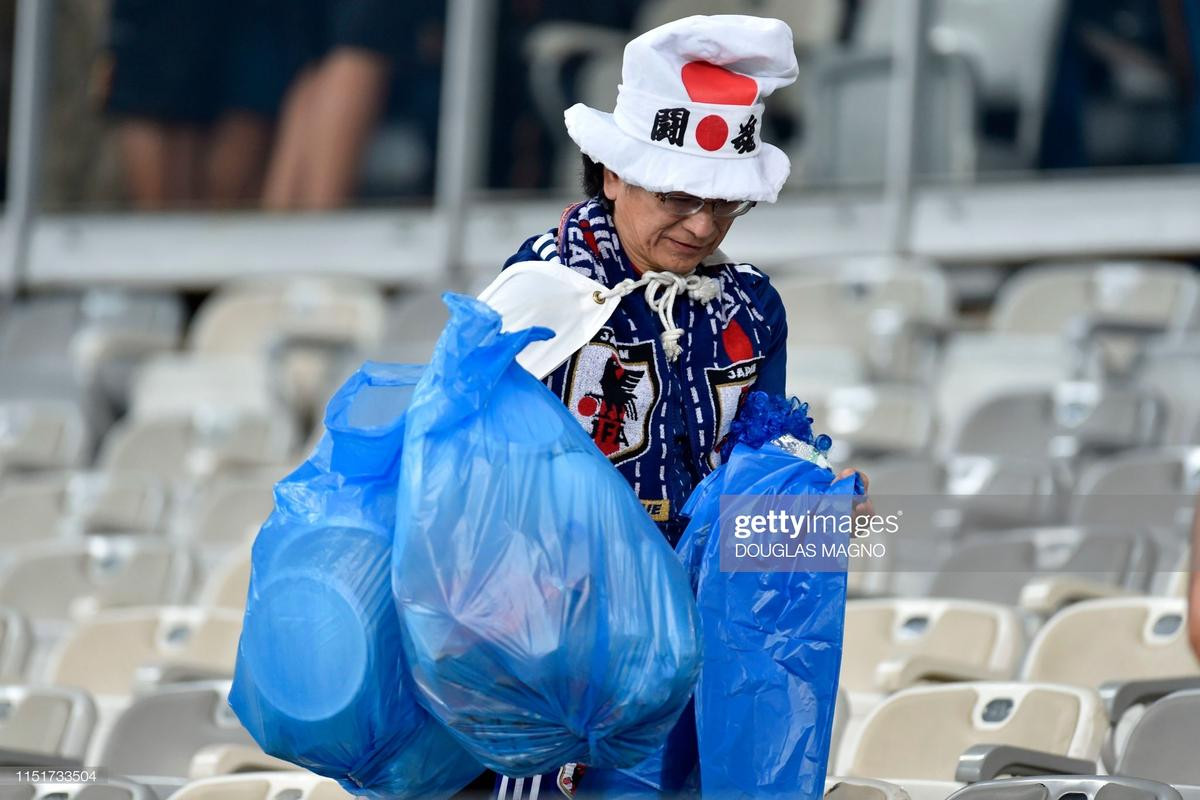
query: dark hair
581 154 613 210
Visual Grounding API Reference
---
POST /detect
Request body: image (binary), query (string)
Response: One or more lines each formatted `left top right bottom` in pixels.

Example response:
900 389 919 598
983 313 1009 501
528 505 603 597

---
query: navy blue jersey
503 198 788 546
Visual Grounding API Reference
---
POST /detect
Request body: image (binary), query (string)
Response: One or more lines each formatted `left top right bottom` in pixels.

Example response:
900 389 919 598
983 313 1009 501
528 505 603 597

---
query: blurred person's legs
262 0 405 209
262 67 322 210
300 48 392 208
208 0 301 208
104 0 221 209
116 120 203 209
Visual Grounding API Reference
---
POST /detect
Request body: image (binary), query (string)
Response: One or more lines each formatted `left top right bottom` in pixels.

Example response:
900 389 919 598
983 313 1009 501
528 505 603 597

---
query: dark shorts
293 0 412 64
105 0 302 122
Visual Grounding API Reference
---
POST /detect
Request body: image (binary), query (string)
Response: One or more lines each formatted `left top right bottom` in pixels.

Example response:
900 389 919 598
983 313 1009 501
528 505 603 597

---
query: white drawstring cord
596 270 720 361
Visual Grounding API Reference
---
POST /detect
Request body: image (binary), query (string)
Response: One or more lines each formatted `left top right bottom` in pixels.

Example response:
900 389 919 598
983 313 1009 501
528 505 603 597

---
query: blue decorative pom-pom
719 391 835 462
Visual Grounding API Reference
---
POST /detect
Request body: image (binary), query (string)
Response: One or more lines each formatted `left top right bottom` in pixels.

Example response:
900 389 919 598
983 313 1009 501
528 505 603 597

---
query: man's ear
602 168 622 203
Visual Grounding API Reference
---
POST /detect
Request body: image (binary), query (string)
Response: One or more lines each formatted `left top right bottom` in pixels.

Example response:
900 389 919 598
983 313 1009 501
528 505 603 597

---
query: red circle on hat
696 115 728 151
577 396 598 417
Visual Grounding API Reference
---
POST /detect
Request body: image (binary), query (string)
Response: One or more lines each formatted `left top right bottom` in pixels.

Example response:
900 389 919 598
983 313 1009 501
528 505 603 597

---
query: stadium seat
809 384 935 458
774 259 953 384
1071 448 1200 534
92 682 258 797
842 599 1025 709
928 527 1158 613
187 278 386 416
0 539 192 623
990 262 1200 338
0 367 98 472
835 682 1106 800
1117 690 1200 794
0 608 31 681
1137 336 1200 445
0 290 183 411
170 772 355 800
0 778 157 800
196 544 251 611
45 607 241 700
0 684 96 761
0 475 63 548
945 776 1184 800
174 474 274 551
1022 598 1200 691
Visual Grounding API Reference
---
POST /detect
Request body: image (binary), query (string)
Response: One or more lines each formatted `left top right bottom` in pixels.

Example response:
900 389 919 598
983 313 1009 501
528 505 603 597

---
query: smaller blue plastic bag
675 393 862 800
393 294 702 778
229 362 483 799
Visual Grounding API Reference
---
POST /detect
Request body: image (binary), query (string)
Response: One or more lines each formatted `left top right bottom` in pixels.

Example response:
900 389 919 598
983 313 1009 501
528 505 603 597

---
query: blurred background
0 2 1199 798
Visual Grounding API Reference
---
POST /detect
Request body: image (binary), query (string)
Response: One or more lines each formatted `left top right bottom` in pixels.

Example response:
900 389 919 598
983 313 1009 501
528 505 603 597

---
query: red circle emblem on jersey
577 396 598 417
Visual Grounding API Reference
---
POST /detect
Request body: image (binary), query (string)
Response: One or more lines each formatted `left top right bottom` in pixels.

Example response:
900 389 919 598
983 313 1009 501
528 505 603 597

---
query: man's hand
838 468 874 520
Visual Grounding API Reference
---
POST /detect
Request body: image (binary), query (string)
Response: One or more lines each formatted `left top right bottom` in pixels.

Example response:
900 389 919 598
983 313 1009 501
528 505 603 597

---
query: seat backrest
841 599 1024 694
1118 689 1200 786
1137 337 1200 446
946 776 1184 800
0 474 66 547
197 544 252 612
991 262 1200 336
848 682 1106 781
0 684 96 759
188 278 385 356
0 606 32 680
179 476 275 549
1022 598 1200 689
929 527 1157 606
47 607 241 698
171 772 354 800
96 682 255 783
1071 449 1200 532
0 538 192 623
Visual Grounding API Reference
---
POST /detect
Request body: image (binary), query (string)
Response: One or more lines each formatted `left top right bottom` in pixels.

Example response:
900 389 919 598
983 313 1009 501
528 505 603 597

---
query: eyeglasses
653 192 756 219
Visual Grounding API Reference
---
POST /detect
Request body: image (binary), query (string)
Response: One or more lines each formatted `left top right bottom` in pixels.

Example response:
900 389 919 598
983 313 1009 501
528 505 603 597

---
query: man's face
604 170 737 275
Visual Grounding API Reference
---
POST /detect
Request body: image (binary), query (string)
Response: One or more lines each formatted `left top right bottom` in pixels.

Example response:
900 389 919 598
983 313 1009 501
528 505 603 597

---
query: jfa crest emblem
565 329 659 464
707 356 763 468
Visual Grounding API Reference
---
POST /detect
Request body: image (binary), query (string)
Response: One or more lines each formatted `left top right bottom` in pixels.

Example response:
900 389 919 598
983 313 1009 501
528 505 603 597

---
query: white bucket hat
564 14 799 204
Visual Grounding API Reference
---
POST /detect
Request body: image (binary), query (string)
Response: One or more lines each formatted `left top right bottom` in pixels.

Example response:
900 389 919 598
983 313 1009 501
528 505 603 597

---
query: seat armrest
875 656 1001 692
1100 676 1200 723
955 744 1096 783
1018 576 1131 615
133 662 234 691
947 775 1184 800
189 744 297 779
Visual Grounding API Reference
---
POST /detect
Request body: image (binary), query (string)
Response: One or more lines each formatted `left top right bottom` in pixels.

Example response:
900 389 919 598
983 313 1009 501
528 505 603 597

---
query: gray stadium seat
0 366 98 472
0 684 95 761
0 608 31 681
990 262 1200 338
0 539 192 624
825 777 913 800
1118 690 1200 793
1137 337 1200 445
946 776 1183 800
174 475 274 551
93 682 258 797
195 544 251 612
929 527 1158 613
1071 448 1200 534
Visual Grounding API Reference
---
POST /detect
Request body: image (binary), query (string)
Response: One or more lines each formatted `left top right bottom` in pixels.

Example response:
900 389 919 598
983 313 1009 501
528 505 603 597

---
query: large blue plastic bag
675 394 861 799
392 294 702 778
229 361 483 799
